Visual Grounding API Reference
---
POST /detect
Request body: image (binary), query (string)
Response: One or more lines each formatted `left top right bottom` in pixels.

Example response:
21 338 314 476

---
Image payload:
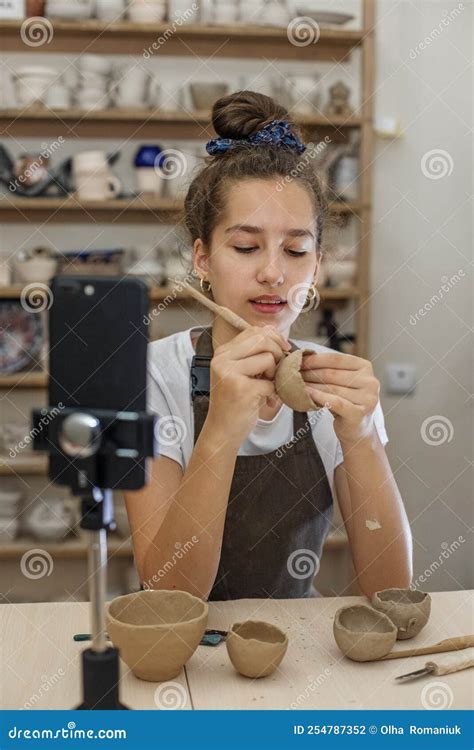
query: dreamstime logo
144 269 198 326
143 2 199 58
287 16 320 47
411 535 465 589
276 136 332 192
9 403 64 458
276 410 327 459
156 149 187 180
9 137 64 194
290 668 332 708
155 415 187 447
20 282 54 312
154 682 188 709
142 535 200 590
408 269 465 325
420 416 454 446
23 669 65 708
20 17 54 47
421 681 454 710
409 3 464 59
287 549 320 580
20 549 54 579
287 282 321 313
421 149 454 180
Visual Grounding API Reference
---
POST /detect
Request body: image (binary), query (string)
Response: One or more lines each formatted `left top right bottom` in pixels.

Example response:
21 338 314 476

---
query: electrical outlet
385 363 417 395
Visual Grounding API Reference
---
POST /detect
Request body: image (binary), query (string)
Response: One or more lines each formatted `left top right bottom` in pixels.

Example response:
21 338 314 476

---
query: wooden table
1 591 472 710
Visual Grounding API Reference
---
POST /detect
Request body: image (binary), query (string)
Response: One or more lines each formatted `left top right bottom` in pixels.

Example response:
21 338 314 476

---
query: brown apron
192 326 333 600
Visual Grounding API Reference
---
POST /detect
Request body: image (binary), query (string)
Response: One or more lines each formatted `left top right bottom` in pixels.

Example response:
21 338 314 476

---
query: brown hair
182 90 329 295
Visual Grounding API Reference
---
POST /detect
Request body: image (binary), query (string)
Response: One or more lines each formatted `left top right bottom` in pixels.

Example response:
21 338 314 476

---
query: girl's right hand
206 325 292 447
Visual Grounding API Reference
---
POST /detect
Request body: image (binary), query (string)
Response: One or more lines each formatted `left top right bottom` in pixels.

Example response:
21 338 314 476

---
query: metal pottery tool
396 647 474 682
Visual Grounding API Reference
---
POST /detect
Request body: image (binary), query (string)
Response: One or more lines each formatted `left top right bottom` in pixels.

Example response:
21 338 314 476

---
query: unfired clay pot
226 620 289 678
371 588 431 640
333 604 397 662
105 589 208 682
275 348 321 412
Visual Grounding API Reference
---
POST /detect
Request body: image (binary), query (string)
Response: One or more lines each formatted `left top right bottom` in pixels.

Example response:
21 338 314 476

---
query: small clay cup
371 588 431 640
333 604 397 661
226 620 289 678
105 589 208 681
275 348 321 412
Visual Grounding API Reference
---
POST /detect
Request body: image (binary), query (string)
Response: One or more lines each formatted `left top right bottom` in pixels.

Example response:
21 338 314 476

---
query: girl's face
194 178 321 336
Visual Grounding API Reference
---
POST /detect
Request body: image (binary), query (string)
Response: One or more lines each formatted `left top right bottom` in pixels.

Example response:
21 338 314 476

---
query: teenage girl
125 91 412 600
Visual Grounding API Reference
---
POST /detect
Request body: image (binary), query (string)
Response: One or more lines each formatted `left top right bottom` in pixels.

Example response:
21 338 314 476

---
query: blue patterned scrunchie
206 119 306 156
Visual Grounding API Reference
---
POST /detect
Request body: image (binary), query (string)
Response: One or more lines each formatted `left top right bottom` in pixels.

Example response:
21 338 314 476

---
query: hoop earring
306 284 318 302
200 277 212 293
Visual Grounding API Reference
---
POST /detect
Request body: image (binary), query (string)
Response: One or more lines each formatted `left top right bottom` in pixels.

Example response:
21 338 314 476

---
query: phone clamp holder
32 407 157 710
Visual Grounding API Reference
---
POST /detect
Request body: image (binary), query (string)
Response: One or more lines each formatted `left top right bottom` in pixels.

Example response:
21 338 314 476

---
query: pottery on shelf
333 604 397 661
226 620 289 678
371 588 432 640
105 590 208 681
189 82 229 111
23 497 74 542
275 348 321 412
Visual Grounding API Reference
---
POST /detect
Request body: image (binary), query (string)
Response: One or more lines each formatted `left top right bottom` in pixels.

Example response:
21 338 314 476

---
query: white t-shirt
147 326 389 501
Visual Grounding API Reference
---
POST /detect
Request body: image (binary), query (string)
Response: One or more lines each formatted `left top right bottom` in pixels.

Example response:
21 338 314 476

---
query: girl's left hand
300 352 381 444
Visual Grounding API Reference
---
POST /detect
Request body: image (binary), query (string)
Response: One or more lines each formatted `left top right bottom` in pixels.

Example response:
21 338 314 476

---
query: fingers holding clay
275 349 322 412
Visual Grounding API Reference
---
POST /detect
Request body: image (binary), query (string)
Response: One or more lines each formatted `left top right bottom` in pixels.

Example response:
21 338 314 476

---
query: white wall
369 0 472 590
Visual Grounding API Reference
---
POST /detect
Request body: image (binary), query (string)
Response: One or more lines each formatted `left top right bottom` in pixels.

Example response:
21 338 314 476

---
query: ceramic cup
110 67 155 108
12 66 57 107
95 0 125 21
45 84 71 109
73 151 110 172
126 0 167 22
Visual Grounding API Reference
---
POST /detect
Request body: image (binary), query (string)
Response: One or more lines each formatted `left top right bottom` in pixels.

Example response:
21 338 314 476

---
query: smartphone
47 275 150 490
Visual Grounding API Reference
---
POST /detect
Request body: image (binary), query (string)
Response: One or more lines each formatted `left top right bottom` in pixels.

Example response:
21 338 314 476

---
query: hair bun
211 90 292 140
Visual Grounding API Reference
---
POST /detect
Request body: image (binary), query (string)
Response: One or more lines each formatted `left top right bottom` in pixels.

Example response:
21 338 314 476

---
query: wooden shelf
0 196 363 223
0 531 347 559
0 371 47 388
0 107 362 140
0 19 363 60
0 454 48 475
1 283 359 303
0 535 133 560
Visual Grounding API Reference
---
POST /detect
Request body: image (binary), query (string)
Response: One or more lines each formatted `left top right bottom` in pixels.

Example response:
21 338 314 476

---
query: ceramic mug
75 170 121 201
135 167 164 196
110 67 152 108
45 85 71 108
73 150 110 172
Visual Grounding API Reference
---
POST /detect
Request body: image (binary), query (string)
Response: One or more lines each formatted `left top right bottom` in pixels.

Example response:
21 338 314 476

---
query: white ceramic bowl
15 258 57 284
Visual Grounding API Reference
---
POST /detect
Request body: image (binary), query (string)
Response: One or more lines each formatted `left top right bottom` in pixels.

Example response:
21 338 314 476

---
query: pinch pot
333 604 397 661
226 620 288 678
275 348 320 412
105 589 208 681
371 588 431 640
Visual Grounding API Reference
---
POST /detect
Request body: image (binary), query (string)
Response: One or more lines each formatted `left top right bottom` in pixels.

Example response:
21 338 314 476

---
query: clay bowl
371 588 431 640
333 604 397 661
105 590 208 681
275 348 321 412
226 620 288 678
